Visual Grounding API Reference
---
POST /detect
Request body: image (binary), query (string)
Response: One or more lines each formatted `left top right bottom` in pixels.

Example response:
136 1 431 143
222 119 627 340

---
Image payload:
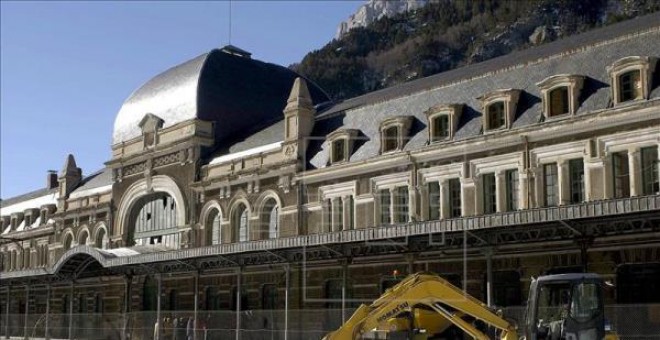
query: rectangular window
487 102 506 130
432 115 450 141
335 198 344 231
448 178 462 218
348 196 354 230
620 70 642 102
549 87 569 116
428 182 440 220
324 199 332 232
543 163 558 207
383 126 399 152
482 173 497 214
332 139 346 163
612 151 630 198
569 158 584 204
505 169 519 211
394 187 409 223
641 146 659 195
379 189 391 224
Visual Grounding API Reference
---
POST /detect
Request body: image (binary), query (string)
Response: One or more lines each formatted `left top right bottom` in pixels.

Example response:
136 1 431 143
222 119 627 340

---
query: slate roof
1 168 114 211
69 168 113 195
302 13 660 168
113 46 330 146
319 12 660 118
0 187 57 209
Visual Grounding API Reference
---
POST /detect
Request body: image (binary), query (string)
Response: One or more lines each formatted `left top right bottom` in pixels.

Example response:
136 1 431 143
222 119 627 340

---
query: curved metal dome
113 47 329 145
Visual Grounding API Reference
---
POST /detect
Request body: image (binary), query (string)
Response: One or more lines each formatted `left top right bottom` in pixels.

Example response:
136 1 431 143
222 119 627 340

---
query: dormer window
487 102 506 130
608 56 656 105
383 126 399 152
478 89 521 132
537 74 584 119
619 70 641 102
549 87 569 115
138 113 165 149
332 139 346 163
432 116 449 140
380 116 413 154
327 129 359 165
424 104 462 143
0 216 9 232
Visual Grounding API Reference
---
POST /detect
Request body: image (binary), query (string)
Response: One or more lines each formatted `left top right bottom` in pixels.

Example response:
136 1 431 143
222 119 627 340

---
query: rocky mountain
294 0 660 101
336 0 432 39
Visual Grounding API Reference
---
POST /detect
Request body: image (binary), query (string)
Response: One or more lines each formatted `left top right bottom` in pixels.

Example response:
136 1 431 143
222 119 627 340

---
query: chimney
47 170 58 189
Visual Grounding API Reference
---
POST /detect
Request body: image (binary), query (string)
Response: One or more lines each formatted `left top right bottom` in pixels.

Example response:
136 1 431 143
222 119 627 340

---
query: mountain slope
293 0 660 101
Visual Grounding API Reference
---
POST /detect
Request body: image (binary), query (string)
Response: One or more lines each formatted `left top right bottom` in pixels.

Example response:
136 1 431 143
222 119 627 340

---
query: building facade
1 14 660 340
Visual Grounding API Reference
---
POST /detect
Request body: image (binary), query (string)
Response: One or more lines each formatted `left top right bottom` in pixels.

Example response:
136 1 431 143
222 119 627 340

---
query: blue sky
0 1 361 199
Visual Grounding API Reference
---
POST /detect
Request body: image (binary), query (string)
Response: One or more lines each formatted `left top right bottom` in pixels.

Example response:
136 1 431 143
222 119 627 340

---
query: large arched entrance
116 175 187 249
127 192 180 248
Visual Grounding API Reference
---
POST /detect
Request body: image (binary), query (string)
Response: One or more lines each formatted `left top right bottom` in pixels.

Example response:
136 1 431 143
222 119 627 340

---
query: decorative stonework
379 116 413 154
326 129 359 164
477 89 521 132
536 74 585 118
424 103 463 142
607 56 657 105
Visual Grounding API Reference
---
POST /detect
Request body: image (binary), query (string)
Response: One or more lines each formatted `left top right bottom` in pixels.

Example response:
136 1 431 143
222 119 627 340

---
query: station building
1 13 660 339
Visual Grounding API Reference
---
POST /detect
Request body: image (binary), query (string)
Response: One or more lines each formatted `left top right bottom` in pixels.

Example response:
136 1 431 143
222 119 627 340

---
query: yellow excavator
323 272 619 340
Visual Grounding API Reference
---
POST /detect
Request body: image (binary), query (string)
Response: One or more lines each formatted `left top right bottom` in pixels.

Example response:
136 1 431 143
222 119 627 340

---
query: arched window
95 228 107 249
206 209 222 246
63 232 73 250
78 229 89 246
130 192 179 248
262 198 279 239
233 204 249 242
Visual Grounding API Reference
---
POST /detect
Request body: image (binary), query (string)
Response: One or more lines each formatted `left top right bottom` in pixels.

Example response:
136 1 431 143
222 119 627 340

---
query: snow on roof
0 191 58 216
69 184 112 199
209 141 283 165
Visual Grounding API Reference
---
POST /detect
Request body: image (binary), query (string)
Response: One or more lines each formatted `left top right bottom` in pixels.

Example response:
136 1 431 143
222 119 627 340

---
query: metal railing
1 305 659 340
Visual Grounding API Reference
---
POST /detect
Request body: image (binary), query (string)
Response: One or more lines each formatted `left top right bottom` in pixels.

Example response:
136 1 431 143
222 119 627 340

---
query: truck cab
524 273 605 340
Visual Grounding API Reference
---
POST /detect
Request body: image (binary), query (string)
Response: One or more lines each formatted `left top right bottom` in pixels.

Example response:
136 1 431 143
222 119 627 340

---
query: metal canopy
1 195 659 285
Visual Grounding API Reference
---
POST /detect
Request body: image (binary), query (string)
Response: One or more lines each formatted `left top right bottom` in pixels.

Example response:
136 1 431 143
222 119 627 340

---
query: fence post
4 285 9 339
156 274 162 340
45 285 50 340
341 261 347 323
485 247 493 307
68 283 74 340
235 266 242 340
122 275 132 340
23 285 29 340
193 271 199 340
284 264 290 340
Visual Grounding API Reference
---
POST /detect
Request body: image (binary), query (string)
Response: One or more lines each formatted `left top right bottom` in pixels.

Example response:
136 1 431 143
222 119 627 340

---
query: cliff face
336 0 431 39
294 0 660 101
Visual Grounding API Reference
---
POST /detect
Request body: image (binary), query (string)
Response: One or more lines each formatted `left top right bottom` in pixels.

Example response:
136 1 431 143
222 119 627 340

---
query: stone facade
1 13 660 339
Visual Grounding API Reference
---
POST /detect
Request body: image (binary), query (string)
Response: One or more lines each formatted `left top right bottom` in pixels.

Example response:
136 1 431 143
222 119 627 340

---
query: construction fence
1 305 659 339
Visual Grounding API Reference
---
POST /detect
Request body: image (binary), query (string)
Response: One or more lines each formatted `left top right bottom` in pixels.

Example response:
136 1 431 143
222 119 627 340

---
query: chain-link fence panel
1 305 658 339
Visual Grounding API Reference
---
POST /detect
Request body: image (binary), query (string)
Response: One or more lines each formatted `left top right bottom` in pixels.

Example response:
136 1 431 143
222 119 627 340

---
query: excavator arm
323 273 518 340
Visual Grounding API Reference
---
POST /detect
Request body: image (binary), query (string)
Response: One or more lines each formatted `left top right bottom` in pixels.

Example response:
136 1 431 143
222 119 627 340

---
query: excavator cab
524 273 606 340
